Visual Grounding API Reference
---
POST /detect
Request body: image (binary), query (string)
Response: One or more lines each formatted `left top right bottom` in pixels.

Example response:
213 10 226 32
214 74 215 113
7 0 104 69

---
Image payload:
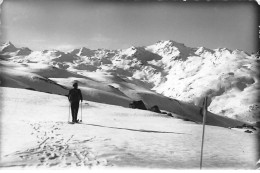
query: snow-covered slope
0 41 259 125
153 46 259 123
0 60 249 128
0 87 258 169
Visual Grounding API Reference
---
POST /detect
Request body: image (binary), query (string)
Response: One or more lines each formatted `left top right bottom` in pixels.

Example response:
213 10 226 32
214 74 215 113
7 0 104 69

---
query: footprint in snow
6 121 106 168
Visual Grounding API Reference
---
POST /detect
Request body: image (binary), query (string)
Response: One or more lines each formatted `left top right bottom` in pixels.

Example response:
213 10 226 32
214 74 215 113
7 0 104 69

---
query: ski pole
68 102 71 122
80 101 83 122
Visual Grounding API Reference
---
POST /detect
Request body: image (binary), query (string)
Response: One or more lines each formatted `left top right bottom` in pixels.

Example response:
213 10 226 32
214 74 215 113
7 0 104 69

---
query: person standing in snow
68 82 83 123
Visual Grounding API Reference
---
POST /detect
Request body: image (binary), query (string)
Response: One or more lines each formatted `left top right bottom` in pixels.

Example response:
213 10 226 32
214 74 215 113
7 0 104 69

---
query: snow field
0 87 258 169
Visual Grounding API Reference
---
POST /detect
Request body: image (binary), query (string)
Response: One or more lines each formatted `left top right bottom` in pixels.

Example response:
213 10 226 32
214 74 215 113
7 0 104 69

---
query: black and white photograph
0 0 259 170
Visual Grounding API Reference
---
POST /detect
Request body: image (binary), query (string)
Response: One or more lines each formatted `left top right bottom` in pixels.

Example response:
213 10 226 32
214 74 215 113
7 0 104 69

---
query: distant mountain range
1 40 259 124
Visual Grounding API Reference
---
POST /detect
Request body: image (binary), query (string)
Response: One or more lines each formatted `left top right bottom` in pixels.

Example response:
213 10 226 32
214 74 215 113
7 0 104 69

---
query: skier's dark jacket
68 88 83 103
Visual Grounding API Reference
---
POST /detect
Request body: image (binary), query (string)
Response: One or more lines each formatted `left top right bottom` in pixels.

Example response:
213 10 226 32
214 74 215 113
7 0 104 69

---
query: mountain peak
195 47 214 55
214 47 232 52
80 47 92 51
1 41 18 53
69 47 95 57
121 46 147 57
2 41 14 46
156 40 185 46
17 47 32 56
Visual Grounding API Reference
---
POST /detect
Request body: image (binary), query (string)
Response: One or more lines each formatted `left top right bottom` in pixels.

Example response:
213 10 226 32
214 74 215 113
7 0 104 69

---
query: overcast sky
1 0 258 53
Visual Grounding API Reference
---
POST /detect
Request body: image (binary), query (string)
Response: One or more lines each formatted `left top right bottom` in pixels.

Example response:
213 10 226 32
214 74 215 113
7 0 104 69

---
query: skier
68 82 83 123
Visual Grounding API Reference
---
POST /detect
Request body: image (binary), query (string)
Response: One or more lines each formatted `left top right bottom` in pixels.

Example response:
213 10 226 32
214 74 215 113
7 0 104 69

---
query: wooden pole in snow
200 96 208 169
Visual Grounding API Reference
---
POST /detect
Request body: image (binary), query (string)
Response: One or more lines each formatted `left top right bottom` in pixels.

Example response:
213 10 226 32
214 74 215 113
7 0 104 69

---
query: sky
0 0 259 53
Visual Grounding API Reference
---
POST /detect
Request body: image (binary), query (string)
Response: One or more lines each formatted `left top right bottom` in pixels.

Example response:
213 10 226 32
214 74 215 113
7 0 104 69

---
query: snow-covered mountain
0 41 259 169
0 42 18 53
0 41 259 124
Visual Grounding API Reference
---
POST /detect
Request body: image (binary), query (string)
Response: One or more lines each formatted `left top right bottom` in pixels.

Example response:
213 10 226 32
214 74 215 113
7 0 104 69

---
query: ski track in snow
2 121 110 168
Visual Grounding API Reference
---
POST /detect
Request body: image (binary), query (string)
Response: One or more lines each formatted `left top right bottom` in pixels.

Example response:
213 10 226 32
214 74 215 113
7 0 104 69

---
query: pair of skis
68 120 82 124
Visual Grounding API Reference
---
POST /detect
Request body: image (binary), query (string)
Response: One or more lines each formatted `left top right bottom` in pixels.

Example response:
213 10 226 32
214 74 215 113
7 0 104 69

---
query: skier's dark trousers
68 82 83 123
